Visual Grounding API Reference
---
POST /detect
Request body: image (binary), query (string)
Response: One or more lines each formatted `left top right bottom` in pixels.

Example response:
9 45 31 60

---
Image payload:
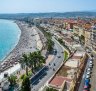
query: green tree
29 51 45 72
28 52 34 73
58 38 63 44
47 39 54 52
20 53 29 76
8 75 17 87
36 51 45 67
21 75 31 91
64 51 68 61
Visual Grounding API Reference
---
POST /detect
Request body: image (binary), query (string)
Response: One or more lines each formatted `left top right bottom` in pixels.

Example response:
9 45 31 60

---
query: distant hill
0 12 96 19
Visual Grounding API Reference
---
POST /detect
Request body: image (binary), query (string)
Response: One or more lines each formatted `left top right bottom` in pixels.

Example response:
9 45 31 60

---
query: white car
86 71 91 75
87 68 91 71
89 61 93 64
86 74 91 79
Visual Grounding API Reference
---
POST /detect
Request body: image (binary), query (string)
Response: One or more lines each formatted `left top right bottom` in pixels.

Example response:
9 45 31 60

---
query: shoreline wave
0 20 21 63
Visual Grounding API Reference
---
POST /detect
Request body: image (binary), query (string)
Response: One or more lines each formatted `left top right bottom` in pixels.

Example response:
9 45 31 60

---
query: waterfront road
31 37 64 91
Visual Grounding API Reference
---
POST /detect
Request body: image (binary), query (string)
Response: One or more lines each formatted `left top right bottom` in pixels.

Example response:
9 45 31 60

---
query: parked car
54 63 56 66
86 74 91 79
58 56 61 58
61 51 64 53
83 79 90 91
87 68 91 71
53 68 55 71
89 63 93 66
89 61 93 64
88 65 93 68
87 72 91 75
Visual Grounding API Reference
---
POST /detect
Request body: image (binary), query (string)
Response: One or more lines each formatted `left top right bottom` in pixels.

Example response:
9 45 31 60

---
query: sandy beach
2 21 42 62
0 21 43 81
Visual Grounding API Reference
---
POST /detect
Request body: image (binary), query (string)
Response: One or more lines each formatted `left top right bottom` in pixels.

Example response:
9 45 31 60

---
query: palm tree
21 75 31 91
37 51 45 67
29 51 45 73
47 39 54 53
8 75 17 87
20 53 29 76
28 52 35 74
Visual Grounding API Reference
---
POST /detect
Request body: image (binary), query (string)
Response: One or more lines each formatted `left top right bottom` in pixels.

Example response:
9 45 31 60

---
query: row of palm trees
20 51 45 76
37 26 54 53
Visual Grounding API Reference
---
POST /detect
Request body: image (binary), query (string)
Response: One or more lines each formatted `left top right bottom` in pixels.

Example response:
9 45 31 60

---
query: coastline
0 21 39 76
0 20 21 63
1 21 37 63
0 20 44 82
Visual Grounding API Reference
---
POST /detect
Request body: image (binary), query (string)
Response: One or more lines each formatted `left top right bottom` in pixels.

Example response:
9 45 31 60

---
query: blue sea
0 19 21 61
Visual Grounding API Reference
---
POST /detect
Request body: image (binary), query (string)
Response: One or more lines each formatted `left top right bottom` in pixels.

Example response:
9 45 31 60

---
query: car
54 49 57 55
86 74 90 79
84 85 88 89
85 79 90 83
89 61 93 64
83 79 90 91
54 63 56 66
61 51 64 53
87 70 91 75
83 88 89 91
86 72 91 75
58 56 61 58
88 65 93 68
31 34 35 36
89 63 93 66
87 68 91 71
89 63 93 65
89 63 93 67
53 68 55 71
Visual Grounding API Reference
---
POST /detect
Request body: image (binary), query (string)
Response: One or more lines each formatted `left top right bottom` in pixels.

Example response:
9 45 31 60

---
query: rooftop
49 76 71 89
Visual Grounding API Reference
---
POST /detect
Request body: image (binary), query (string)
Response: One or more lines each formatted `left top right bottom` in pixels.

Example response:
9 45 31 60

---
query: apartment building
91 26 96 51
84 22 92 49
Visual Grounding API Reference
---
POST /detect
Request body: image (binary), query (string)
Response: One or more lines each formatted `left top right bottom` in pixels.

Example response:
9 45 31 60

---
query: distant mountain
0 12 96 19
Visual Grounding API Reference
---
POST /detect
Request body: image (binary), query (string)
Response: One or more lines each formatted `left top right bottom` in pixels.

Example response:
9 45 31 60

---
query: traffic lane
48 42 64 67
48 42 64 70
31 41 64 90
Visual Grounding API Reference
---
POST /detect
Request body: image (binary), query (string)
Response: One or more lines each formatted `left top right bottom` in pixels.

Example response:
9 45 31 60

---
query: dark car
58 56 61 58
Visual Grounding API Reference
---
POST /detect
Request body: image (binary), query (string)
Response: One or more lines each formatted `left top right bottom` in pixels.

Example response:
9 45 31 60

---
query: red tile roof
49 76 72 88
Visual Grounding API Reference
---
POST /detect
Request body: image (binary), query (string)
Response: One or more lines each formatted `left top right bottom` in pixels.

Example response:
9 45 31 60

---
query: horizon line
0 10 96 14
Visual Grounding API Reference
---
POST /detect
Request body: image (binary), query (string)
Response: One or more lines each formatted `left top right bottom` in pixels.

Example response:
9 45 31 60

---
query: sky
0 0 96 13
